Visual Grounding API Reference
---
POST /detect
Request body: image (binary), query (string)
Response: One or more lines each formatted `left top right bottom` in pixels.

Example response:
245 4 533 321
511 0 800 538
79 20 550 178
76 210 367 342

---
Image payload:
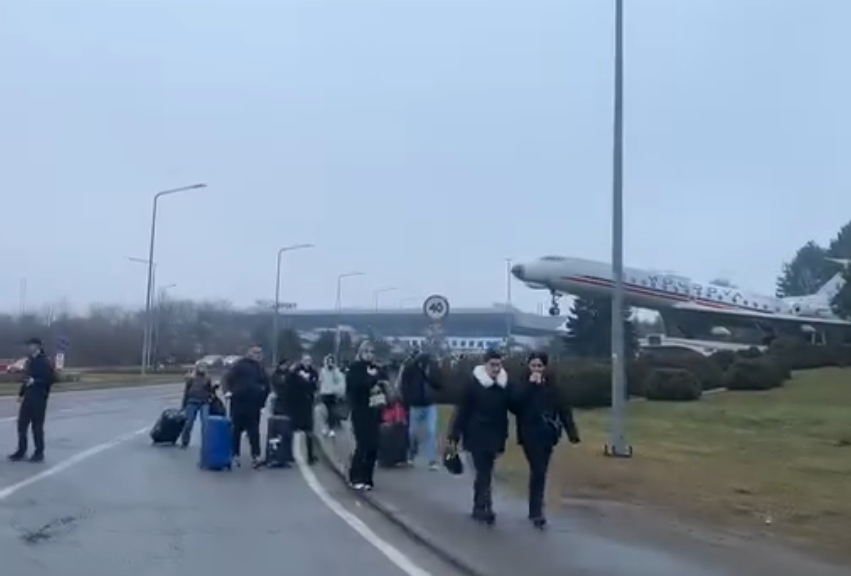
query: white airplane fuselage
511 256 848 326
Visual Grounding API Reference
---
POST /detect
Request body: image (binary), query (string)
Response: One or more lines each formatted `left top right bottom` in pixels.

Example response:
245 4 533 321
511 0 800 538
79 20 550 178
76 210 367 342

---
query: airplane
510 255 851 337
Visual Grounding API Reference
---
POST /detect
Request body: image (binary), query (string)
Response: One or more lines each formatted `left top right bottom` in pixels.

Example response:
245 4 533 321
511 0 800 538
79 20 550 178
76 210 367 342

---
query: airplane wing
671 301 851 327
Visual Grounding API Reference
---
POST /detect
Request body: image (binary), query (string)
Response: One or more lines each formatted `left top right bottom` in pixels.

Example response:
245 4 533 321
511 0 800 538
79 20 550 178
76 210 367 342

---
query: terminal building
277 304 564 354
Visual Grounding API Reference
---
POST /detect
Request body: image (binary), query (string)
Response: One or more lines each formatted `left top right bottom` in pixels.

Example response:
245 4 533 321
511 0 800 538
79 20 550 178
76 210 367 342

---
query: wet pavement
0 386 460 576
317 409 851 576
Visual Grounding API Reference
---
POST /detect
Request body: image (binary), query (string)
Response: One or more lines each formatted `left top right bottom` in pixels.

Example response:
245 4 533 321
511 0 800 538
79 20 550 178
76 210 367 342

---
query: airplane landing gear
548 291 561 316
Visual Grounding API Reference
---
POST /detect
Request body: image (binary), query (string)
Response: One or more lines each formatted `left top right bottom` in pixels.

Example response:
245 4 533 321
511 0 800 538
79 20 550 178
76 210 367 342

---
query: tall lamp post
335 271 365 360
272 243 315 366
606 0 631 458
127 256 156 368
505 258 513 348
372 287 398 312
142 183 207 375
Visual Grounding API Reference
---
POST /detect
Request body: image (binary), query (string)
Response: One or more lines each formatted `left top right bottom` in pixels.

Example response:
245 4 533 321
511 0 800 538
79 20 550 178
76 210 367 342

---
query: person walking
280 353 320 464
8 338 56 463
511 352 580 529
318 355 345 437
223 346 270 468
345 341 388 490
447 349 512 524
400 352 442 469
179 361 214 448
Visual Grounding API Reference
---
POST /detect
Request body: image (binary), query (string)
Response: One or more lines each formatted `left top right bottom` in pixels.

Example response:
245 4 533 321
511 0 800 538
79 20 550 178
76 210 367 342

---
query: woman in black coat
345 341 388 490
448 349 512 525
511 352 580 529
280 354 319 464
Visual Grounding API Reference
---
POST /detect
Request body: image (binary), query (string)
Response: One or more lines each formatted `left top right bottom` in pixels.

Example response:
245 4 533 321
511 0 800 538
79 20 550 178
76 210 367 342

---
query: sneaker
251 457 263 469
364 483 374 491
28 453 44 463
321 427 330 437
328 430 336 438
406 458 415 467
531 516 547 529
351 483 367 491
428 461 439 471
8 452 25 462
232 457 241 468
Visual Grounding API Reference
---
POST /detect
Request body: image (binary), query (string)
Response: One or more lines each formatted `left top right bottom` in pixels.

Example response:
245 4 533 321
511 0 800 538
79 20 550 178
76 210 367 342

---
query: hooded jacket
448 364 512 455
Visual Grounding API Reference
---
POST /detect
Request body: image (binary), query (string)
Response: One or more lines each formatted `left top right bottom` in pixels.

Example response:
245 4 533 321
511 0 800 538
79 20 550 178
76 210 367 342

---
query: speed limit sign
423 295 450 321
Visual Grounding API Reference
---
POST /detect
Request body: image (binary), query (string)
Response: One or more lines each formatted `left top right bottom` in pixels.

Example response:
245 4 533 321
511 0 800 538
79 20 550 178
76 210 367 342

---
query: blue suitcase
199 415 233 470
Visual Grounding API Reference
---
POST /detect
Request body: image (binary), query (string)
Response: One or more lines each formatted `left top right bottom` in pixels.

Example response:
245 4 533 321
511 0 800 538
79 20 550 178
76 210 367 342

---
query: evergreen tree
775 241 831 297
565 297 637 359
831 267 851 319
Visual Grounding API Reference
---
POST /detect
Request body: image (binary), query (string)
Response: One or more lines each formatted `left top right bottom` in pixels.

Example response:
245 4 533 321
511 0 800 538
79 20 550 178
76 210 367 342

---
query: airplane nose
511 264 525 280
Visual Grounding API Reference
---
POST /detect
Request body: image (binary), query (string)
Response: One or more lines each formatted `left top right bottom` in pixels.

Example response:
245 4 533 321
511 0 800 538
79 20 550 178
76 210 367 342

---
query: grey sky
1 0 848 314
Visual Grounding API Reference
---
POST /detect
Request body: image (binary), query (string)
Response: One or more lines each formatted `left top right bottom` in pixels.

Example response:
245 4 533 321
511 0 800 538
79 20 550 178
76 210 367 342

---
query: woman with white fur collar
447 349 513 525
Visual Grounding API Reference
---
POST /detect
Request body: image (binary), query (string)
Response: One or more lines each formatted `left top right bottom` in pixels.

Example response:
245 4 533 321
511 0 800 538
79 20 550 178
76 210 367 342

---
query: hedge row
432 338 838 408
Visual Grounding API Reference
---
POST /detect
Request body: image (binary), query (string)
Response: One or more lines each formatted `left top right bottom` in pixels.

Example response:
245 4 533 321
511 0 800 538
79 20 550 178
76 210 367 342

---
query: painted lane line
0 426 148 501
294 439 432 576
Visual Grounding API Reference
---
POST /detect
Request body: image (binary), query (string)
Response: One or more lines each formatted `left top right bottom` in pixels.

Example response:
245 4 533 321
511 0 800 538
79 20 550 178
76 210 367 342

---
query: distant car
6 358 27 373
197 355 224 368
222 355 241 367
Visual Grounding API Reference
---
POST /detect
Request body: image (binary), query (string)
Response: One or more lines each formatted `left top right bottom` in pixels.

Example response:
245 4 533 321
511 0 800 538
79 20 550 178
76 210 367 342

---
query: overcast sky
1 0 848 315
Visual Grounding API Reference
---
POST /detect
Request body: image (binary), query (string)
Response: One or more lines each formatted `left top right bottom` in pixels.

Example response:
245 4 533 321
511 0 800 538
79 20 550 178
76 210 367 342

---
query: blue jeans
408 405 438 463
181 400 209 447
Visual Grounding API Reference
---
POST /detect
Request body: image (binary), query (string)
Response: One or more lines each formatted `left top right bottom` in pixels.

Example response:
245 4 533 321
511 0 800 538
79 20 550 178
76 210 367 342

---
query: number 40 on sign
423 295 450 321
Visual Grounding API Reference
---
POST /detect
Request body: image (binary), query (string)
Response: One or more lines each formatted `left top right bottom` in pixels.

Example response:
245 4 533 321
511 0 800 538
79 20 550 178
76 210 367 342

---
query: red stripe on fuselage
562 275 735 310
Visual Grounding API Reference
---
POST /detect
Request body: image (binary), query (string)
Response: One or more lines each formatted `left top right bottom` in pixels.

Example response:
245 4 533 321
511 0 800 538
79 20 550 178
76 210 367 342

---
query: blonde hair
356 340 373 360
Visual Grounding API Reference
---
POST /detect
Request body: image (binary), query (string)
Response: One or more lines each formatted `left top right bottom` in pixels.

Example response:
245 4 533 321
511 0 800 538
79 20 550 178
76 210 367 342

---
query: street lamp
335 271 365 360
142 183 207 375
272 243 315 366
127 256 156 368
505 258 513 346
607 0 631 458
372 287 398 312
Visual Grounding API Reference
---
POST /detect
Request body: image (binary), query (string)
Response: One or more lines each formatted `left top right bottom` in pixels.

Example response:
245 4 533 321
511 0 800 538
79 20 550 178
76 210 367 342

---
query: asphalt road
0 385 458 576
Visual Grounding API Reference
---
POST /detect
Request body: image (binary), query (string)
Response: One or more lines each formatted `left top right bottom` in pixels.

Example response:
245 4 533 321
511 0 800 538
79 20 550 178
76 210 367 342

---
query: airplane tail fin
814 258 851 300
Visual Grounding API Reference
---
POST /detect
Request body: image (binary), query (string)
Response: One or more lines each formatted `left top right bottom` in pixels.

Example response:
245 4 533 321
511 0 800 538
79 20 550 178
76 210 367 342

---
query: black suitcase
265 415 294 467
150 408 187 445
378 421 409 468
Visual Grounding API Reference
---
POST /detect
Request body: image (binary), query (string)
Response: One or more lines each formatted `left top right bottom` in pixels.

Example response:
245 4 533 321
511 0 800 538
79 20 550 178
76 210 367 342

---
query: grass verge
0 373 180 396
441 367 851 559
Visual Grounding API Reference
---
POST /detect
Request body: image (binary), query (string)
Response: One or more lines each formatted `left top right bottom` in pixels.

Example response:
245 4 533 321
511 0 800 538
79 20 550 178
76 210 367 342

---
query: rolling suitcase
150 408 186 445
265 415 294 468
378 403 409 468
199 415 233 470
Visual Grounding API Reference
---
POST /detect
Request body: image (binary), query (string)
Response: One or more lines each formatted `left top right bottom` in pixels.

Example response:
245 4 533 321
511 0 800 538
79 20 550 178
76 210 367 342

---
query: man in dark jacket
224 346 270 468
448 349 512 524
180 361 214 448
400 352 442 469
9 338 56 462
280 354 319 464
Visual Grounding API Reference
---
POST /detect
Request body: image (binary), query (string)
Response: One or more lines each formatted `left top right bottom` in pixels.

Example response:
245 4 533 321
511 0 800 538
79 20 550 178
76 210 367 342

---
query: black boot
28 452 44 463
530 515 547 529
8 451 25 462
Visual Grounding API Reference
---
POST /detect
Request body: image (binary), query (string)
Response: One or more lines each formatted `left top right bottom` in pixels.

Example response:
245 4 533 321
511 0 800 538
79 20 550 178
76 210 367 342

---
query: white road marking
294 439 433 576
0 426 148 501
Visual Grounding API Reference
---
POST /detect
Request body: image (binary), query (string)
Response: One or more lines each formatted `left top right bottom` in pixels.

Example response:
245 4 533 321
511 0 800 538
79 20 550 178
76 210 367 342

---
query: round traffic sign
423 295 450 321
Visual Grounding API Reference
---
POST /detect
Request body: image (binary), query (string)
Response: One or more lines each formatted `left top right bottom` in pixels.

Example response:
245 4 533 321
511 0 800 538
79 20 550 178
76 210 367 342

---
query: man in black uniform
9 337 56 463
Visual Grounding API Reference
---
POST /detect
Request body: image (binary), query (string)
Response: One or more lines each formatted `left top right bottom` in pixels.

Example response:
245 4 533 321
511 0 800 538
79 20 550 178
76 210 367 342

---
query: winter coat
511 372 579 448
345 360 388 450
224 357 270 414
278 364 318 431
182 374 214 407
400 355 441 407
318 366 345 396
448 364 513 455
19 352 56 402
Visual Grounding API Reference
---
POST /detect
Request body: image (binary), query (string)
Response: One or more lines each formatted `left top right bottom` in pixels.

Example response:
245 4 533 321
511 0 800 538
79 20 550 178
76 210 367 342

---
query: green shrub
724 359 784 390
766 337 851 370
640 349 725 391
709 350 736 372
556 363 612 408
642 368 702 401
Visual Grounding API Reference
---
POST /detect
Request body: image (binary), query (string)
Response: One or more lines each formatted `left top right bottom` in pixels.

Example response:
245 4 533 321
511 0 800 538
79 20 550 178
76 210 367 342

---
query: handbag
442 442 464 475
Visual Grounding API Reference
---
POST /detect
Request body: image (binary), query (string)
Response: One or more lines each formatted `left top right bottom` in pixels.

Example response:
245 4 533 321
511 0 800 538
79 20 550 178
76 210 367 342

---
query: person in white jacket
318 355 346 437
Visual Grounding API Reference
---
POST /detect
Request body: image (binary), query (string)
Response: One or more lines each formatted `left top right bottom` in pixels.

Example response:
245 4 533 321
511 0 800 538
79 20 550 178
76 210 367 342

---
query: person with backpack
179 361 214 448
400 352 442 469
8 337 56 463
318 355 345 437
345 341 388 490
223 346 270 468
511 351 580 529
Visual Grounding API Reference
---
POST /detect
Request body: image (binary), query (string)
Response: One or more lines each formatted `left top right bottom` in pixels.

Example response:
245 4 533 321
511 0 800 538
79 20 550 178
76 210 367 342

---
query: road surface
0 385 458 576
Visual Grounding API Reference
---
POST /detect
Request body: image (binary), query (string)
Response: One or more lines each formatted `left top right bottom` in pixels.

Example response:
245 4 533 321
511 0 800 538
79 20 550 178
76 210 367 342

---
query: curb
314 431 488 576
